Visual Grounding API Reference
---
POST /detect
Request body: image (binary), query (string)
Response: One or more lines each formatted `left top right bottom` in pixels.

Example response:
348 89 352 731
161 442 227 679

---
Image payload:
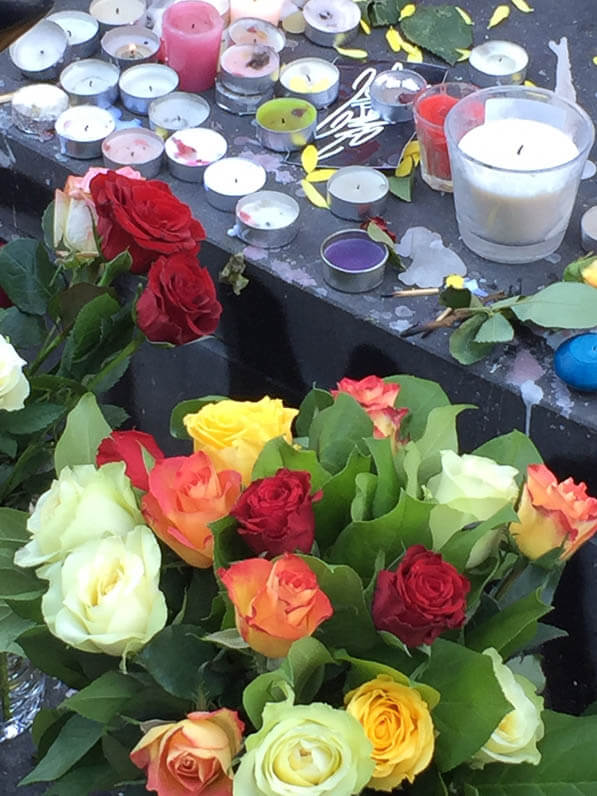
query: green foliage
474 313 515 344
401 5 473 65
61 671 142 724
415 404 473 483
473 430 543 485
0 307 46 352
54 392 112 474
251 436 330 488
512 282 597 328
169 396 226 439
389 173 414 202
385 374 451 440
295 387 334 437
309 392 374 473
0 239 59 315
450 314 496 364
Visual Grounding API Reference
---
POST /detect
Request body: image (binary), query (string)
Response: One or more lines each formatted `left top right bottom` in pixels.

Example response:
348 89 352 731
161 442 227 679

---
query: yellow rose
183 396 298 484
581 260 597 287
345 675 435 791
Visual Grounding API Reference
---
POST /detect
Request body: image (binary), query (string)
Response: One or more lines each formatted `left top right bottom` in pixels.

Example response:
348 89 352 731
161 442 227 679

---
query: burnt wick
517 144 524 155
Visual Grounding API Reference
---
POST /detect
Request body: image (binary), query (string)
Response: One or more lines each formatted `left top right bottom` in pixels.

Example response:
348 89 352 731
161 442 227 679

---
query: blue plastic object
554 333 597 392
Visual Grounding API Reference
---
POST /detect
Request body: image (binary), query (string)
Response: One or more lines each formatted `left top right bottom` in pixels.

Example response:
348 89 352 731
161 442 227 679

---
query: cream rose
470 648 544 768
15 462 144 570
41 526 167 657
0 335 30 412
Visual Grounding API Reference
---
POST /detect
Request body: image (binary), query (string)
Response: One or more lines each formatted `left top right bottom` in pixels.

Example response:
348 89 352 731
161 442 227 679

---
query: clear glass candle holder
444 86 594 263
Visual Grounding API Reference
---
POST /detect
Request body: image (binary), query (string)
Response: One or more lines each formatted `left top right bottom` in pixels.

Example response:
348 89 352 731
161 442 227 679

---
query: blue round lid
554 333 597 392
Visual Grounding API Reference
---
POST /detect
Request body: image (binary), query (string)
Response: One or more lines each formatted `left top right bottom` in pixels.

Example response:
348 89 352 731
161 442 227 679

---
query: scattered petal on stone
446 274 465 288
403 140 421 166
400 3 416 20
301 144 318 174
407 46 424 63
386 27 402 52
455 6 473 24
395 155 414 177
488 5 510 28
335 46 368 59
593 56 597 66
282 11 306 34
301 179 329 208
511 0 533 11
524 78 536 86
306 168 337 182
456 48 471 61
360 18 371 34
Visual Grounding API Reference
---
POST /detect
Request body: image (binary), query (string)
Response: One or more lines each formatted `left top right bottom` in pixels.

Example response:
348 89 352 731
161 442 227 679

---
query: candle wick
84 124 89 132
40 49 45 55
281 117 286 125
517 144 524 155
67 29 72 37
89 79 93 87
116 7 119 14
149 84 153 92
192 23 195 29
356 184 360 190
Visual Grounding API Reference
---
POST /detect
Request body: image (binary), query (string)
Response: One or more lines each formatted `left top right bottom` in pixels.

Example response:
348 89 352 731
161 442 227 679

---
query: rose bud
332 375 408 440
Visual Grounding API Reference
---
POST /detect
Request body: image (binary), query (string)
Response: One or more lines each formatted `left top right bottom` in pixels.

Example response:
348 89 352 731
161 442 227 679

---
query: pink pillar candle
229 0 284 26
161 1 225 92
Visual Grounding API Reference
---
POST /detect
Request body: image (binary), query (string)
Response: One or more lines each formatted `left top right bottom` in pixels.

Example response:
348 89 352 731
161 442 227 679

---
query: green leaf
20 713 105 785
52 283 111 330
366 221 396 249
0 603 36 653
99 250 132 286
369 0 401 26
100 404 129 429
423 639 511 771
58 293 121 378
0 239 57 315
243 672 290 729
363 436 400 518
415 404 473 484
169 396 226 439
61 671 142 724
473 430 543 485
251 436 330 490
54 393 112 474
309 393 374 474
401 5 473 65
295 387 334 437
0 432 16 457
351 472 378 522
0 307 45 351
18 627 88 689
563 253 595 283
0 507 28 547
44 763 118 796
440 286 473 310
512 282 597 328
450 314 495 365
439 505 519 571
211 515 252 571
384 375 450 440
0 402 65 435
467 589 552 660
0 568 45 601
474 313 515 344
389 173 414 202
202 628 250 650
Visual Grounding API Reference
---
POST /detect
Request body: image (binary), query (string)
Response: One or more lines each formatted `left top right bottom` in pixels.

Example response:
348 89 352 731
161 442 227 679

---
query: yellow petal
456 6 473 24
593 56 597 66
301 144 318 174
524 78 536 86
455 48 471 61
400 3 416 20
360 19 371 34
306 169 337 182
335 46 368 60
395 156 414 177
406 45 423 63
511 0 533 11
403 140 421 164
488 5 510 27
385 26 402 52
446 274 465 289
301 180 329 208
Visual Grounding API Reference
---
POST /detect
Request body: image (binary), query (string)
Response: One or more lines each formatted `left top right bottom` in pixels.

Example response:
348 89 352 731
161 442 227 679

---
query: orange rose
130 709 244 796
217 553 333 657
510 464 597 561
142 452 242 568
332 376 408 439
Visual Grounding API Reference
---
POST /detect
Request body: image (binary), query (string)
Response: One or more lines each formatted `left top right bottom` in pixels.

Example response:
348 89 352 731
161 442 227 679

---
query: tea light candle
48 11 100 59
60 59 120 108
280 58 340 109
204 156 267 210
102 128 164 177
119 63 179 114
165 127 228 181
219 44 279 95
9 20 70 81
321 228 389 292
469 41 529 87
227 17 286 52
203 0 231 23
215 80 274 115
303 0 361 48
580 206 597 252
255 98 317 152
229 0 285 26
327 166 390 221
148 91 210 138
369 69 427 123
55 104 116 158
554 333 597 392
235 190 300 248
101 25 160 69
11 84 69 137
161 1 225 93
89 0 147 30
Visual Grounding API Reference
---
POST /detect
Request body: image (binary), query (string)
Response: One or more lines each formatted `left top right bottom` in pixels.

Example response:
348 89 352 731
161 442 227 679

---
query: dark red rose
372 545 470 647
136 253 222 345
90 172 205 274
97 430 164 491
360 216 397 243
230 468 322 557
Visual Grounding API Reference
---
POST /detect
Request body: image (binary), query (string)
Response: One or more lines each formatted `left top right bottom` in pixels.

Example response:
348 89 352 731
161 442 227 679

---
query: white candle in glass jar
89 0 147 27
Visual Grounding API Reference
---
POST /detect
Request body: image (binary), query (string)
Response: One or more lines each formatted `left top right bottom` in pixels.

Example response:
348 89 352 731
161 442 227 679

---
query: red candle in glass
161 1 224 93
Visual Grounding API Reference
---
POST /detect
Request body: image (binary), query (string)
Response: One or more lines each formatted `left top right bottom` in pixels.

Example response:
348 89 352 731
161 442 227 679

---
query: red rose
230 468 322 557
332 375 408 440
372 545 470 647
97 430 164 492
136 253 222 345
90 171 205 274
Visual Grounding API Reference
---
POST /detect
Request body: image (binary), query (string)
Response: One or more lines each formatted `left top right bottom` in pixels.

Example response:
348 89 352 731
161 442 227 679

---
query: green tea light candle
255 98 317 152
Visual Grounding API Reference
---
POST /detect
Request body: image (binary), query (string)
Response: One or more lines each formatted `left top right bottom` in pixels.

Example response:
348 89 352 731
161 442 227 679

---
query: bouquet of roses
3 373 597 794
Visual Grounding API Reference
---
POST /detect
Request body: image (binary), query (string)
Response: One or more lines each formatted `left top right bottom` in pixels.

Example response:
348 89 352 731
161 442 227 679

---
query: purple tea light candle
321 229 389 292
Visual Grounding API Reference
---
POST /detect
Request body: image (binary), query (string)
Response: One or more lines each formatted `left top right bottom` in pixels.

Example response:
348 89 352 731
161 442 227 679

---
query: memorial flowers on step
4 374 597 793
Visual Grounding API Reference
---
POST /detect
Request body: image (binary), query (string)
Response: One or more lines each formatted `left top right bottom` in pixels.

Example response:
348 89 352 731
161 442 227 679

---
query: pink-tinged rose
142 451 242 568
130 709 244 796
63 166 144 201
218 553 333 657
332 376 408 439
510 464 597 561
96 430 164 492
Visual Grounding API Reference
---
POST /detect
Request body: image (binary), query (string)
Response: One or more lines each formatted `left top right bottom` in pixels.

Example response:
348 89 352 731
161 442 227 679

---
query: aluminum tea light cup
321 228 389 293
89 0 147 32
204 157 267 211
280 58 340 109
48 11 100 59
102 127 164 177
235 190 300 248
219 44 279 95
148 92 210 138
303 0 361 48
226 17 286 52
101 25 160 69
327 166 390 221
11 84 69 137
256 98 318 152
469 41 529 87
9 20 70 81
369 69 427 123
55 104 116 158
165 128 228 181
215 80 274 115
60 59 120 108
119 63 179 115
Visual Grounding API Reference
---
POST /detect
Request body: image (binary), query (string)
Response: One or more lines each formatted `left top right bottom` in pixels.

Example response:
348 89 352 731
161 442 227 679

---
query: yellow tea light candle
280 58 340 109
255 98 318 152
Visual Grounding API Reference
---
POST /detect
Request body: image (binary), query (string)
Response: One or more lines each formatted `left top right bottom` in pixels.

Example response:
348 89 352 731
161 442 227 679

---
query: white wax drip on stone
395 226 467 288
520 380 544 437
548 37 576 104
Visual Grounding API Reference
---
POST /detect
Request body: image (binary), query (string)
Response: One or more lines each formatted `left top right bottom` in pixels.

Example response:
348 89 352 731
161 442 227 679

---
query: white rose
15 462 144 571
53 190 99 258
470 648 544 768
0 335 30 412
41 526 167 657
